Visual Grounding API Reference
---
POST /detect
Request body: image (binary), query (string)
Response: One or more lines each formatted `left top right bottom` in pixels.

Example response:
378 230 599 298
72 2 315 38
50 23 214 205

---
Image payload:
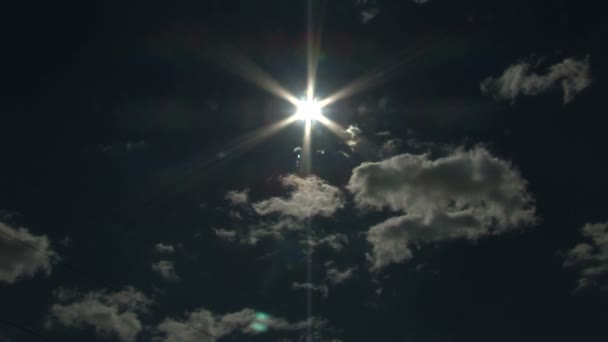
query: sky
1 0 607 341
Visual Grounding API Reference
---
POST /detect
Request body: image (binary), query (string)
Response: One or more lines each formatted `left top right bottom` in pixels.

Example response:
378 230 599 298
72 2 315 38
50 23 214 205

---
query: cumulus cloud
326 266 357 285
344 125 363 151
156 307 319 342
481 56 591 104
154 243 175 254
348 147 536 270
0 221 57 284
225 189 250 206
253 175 344 219
48 287 151 342
292 282 329 297
152 260 179 281
564 222 608 290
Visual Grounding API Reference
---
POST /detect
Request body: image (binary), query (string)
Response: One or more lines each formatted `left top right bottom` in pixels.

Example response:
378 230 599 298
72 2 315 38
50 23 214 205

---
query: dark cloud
564 221 608 291
0 221 57 284
48 287 152 342
481 56 592 104
348 147 536 270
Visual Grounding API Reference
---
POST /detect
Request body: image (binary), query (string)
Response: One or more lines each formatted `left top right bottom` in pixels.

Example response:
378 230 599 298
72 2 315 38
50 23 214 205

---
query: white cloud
348 147 536 270
326 266 357 285
48 287 151 342
253 175 344 220
156 307 319 342
225 189 250 206
481 56 591 104
154 243 175 254
344 125 363 151
152 260 179 281
292 282 329 297
564 221 608 290
0 221 57 284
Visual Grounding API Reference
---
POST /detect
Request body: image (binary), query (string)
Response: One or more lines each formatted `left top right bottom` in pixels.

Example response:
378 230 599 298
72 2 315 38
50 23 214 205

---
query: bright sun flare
295 99 322 122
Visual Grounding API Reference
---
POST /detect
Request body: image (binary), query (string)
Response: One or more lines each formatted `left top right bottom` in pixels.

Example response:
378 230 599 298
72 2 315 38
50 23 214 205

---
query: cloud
564 221 608 290
253 175 344 220
0 221 57 284
326 266 357 285
348 147 536 270
155 307 319 342
48 287 151 342
152 260 179 281
225 189 250 206
481 56 591 104
378 139 403 158
344 125 363 151
356 0 380 24
313 233 350 251
213 227 237 242
413 0 430 4
154 243 175 254
292 282 329 297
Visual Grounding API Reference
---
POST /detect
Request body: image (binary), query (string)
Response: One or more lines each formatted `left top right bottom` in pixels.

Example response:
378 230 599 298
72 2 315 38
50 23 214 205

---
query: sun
295 99 322 123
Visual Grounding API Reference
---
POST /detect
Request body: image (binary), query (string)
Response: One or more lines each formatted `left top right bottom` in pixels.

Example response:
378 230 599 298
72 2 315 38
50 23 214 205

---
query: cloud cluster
48 287 152 342
0 221 57 284
564 221 608 290
348 147 536 270
481 56 591 104
155 307 317 342
253 175 344 220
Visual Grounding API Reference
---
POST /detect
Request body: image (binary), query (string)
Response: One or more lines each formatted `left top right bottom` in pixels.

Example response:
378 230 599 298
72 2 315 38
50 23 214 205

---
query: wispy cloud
47 287 151 342
564 221 608 291
481 55 591 104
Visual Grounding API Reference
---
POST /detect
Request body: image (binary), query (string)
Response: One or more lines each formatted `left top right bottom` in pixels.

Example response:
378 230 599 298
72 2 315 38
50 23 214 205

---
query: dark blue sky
1 1 607 341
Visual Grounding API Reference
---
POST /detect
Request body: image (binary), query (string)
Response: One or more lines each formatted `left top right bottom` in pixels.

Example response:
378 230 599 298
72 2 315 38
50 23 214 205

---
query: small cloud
326 266 357 285
292 282 329 297
378 139 403 158
214 227 237 242
253 175 344 220
563 221 608 291
356 0 380 24
225 189 250 206
481 55 592 104
154 243 175 254
151 260 179 281
0 221 57 284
